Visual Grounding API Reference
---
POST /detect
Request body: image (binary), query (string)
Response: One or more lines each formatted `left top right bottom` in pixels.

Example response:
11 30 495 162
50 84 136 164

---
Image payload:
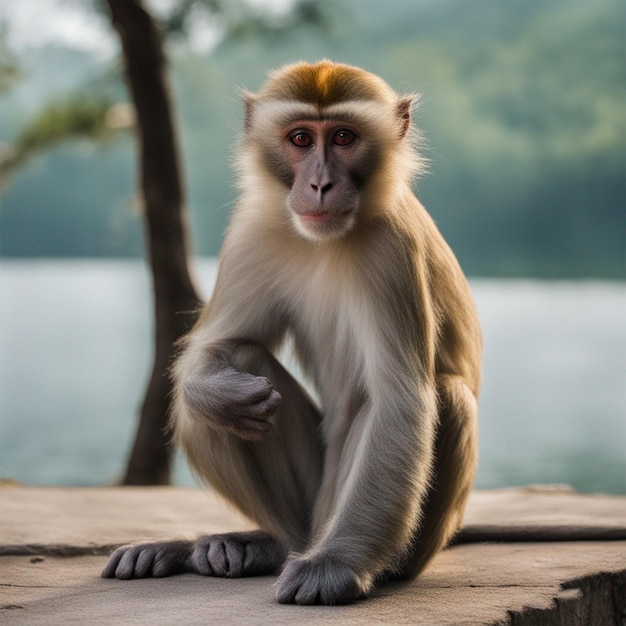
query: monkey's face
282 120 372 242
242 61 421 242
245 102 392 243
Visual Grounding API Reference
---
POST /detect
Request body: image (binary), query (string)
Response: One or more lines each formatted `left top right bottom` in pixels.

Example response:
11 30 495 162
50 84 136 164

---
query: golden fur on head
241 60 426 196
258 60 398 108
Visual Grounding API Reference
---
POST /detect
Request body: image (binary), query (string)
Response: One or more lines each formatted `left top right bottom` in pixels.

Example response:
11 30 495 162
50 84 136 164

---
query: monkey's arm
277 374 438 604
174 343 283 441
103 257 290 581
172 248 288 441
277 266 439 605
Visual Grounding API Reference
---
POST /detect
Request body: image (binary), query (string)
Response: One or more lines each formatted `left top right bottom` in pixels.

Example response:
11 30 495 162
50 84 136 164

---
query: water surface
1 260 624 493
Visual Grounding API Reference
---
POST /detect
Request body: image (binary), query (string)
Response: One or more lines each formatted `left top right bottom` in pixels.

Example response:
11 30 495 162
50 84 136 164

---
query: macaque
103 60 482 605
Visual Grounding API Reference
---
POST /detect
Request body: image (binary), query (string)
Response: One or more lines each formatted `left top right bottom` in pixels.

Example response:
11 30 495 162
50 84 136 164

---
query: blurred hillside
1 0 624 278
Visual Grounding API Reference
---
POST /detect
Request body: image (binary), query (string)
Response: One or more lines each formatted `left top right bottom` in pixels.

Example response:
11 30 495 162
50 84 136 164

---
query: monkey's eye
289 131 313 148
333 129 356 147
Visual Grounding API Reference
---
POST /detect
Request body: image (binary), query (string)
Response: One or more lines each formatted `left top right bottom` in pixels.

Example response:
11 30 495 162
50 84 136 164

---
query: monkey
102 60 482 606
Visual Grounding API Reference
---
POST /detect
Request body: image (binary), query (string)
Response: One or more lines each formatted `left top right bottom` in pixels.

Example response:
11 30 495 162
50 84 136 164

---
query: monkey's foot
276 554 371 605
101 540 193 579
191 531 286 577
101 532 285 580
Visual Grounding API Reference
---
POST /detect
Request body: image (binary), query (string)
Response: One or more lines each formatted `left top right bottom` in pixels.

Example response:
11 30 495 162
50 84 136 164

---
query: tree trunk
106 0 200 485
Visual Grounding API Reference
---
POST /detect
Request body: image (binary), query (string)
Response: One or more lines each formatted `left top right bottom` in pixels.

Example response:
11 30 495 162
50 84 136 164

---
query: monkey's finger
223 538 244 577
236 389 282 420
191 537 215 576
238 375 277 403
259 389 282 419
229 417 275 441
233 413 275 430
134 547 156 577
208 539 228 576
115 547 142 579
243 540 264 573
101 548 125 578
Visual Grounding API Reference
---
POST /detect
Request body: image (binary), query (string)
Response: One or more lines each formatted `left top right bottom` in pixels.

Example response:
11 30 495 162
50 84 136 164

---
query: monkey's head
240 61 422 242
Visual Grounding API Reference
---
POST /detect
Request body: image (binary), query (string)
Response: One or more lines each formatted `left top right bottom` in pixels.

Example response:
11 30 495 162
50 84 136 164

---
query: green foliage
0 24 20 95
0 0 624 278
163 0 332 42
0 96 122 184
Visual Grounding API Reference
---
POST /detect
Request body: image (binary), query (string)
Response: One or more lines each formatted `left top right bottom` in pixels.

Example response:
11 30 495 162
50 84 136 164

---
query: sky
1 0 117 58
1 0 295 58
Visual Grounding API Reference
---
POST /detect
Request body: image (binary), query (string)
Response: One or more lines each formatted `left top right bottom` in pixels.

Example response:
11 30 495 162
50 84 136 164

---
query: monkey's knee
394 376 479 580
436 375 479 469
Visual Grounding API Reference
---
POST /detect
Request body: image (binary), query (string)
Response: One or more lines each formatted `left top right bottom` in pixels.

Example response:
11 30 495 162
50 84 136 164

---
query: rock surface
1 485 624 625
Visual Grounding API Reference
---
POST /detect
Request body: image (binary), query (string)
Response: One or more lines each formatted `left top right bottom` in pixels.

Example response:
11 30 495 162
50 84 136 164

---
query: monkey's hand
185 367 282 441
276 553 371 605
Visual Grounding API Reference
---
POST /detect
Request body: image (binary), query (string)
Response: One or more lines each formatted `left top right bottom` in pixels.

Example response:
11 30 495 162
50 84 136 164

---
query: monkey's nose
310 182 333 197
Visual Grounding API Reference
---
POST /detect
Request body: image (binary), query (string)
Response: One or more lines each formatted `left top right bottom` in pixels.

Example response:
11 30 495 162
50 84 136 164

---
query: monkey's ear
397 96 413 138
241 90 256 133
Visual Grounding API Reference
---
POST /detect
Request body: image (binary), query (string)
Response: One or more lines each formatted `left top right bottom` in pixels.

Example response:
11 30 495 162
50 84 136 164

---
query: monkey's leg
395 373 478 579
276 378 441 605
103 342 323 581
180 342 324 564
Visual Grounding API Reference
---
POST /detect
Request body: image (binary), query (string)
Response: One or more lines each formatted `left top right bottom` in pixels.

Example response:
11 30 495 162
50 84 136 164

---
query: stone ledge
1 485 624 625
505 570 626 626
2 485 624 553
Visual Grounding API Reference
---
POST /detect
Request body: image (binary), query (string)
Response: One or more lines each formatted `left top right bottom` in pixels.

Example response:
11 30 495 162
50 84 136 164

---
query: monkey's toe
191 532 283 578
101 541 193 579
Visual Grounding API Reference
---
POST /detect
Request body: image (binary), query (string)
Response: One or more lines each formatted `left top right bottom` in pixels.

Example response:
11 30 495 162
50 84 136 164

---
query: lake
0 260 624 494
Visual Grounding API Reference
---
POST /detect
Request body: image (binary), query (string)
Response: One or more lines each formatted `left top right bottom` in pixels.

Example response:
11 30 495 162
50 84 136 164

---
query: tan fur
104 61 481 605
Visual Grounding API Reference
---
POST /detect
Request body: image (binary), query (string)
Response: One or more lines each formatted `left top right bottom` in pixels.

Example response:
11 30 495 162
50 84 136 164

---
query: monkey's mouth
298 210 354 225
300 212 339 223
291 209 356 241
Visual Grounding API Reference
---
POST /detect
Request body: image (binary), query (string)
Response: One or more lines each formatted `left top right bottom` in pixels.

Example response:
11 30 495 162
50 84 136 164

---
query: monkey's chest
289 278 367 410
